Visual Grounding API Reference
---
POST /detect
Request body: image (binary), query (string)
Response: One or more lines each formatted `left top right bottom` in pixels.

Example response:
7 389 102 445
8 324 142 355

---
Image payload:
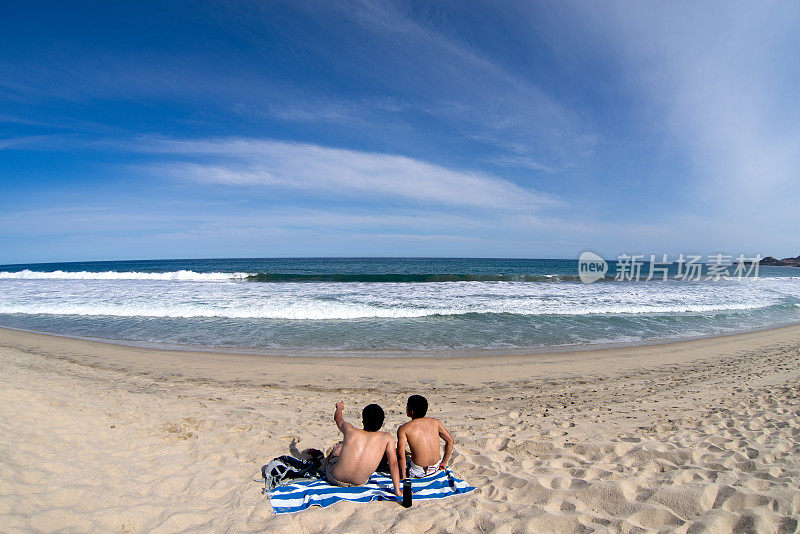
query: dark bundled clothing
261 454 324 493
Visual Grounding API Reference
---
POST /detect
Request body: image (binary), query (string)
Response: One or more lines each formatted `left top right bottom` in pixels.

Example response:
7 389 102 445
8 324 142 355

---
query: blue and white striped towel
268 469 476 514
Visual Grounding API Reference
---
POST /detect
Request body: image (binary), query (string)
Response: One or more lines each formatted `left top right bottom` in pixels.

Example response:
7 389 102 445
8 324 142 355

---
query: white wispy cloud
488 155 556 173
564 3 800 225
140 138 561 211
0 135 65 150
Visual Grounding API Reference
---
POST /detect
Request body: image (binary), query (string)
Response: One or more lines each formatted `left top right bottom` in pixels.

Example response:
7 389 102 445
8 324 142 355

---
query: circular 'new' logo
578 251 608 283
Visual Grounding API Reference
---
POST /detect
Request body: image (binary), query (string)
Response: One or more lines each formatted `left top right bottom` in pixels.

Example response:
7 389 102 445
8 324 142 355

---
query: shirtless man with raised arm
397 395 454 479
325 401 402 497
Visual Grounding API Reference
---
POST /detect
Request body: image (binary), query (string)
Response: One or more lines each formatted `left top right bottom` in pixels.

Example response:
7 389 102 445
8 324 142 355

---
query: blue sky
1 1 799 263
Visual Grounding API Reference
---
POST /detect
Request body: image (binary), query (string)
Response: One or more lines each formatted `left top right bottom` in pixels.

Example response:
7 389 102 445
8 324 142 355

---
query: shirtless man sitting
324 401 401 497
397 395 454 478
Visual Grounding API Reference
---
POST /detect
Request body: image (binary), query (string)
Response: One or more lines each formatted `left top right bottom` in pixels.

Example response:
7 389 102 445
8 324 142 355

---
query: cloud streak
142 138 561 211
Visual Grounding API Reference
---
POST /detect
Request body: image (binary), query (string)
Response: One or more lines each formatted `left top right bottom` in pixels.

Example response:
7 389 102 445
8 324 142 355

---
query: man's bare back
399 417 444 465
397 396 454 479
330 427 394 485
327 401 401 496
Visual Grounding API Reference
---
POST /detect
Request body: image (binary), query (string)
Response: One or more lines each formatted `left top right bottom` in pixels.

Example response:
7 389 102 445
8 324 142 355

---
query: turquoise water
0 258 798 354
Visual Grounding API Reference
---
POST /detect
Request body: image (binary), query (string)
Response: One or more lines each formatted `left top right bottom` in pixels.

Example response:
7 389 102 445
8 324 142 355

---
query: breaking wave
0 270 593 283
0 270 248 281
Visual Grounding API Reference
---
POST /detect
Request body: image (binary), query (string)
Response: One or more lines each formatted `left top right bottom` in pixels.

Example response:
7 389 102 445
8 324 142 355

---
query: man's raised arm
334 401 352 434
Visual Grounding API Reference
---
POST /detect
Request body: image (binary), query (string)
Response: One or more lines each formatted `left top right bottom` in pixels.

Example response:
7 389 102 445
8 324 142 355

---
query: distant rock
759 255 800 267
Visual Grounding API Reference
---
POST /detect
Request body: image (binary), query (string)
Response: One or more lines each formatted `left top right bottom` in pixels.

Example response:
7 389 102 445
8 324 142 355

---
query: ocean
0 257 798 355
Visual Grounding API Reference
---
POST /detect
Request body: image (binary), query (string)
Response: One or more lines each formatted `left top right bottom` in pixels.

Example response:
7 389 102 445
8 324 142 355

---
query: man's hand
438 461 448 471
334 401 348 432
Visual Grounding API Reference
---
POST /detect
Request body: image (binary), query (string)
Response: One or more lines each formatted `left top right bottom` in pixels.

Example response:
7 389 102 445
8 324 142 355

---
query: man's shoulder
373 430 394 443
400 418 439 433
340 423 358 437
360 428 392 437
403 417 439 426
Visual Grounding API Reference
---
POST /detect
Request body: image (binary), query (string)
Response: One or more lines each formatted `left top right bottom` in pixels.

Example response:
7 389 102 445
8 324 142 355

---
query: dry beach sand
1 325 799 533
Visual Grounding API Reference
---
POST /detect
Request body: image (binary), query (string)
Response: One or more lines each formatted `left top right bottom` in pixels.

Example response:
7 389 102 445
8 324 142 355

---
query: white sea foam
1 273 799 349
0 301 770 319
0 270 247 281
0 277 794 319
0 302 439 319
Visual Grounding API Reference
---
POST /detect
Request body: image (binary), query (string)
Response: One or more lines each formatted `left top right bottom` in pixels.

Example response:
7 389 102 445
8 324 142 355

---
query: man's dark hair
407 395 428 418
362 403 385 431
